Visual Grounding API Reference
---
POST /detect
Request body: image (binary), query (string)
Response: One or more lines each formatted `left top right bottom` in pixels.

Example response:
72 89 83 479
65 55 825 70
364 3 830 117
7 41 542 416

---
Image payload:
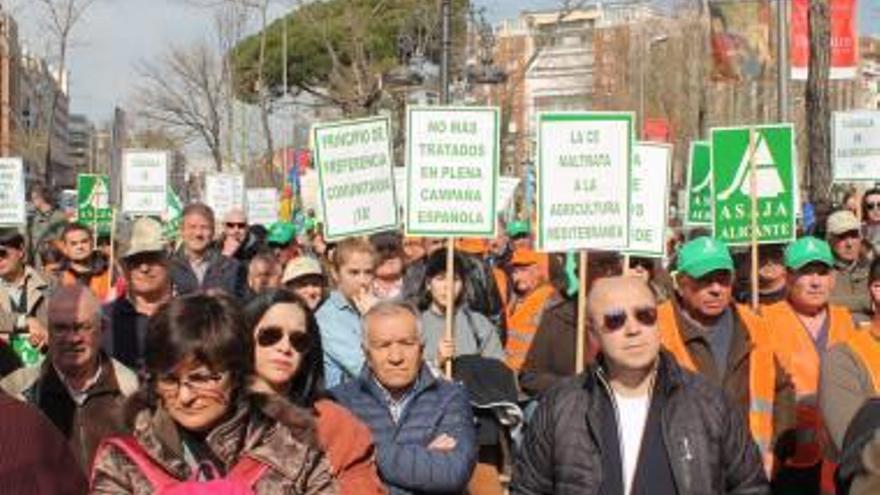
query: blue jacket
330 366 477 495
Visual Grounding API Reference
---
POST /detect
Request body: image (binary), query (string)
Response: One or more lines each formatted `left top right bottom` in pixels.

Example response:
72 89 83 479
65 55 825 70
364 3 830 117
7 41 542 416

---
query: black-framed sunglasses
256 325 311 352
601 306 658 332
866 202 880 211
225 222 247 230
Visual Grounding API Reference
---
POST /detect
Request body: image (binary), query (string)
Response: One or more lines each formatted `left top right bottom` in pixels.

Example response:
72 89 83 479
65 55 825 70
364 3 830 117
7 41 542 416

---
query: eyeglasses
600 306 658 332
866 202 880 211
155 370 229 397
52 321 97 335
225 222 247 230
256 325 311 352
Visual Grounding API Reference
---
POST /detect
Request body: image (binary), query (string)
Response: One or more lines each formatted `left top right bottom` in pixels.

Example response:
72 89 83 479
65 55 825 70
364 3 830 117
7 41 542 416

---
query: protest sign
313 116 397 241
406 106 499 238
832 110 880 182
0 158 26 226
536 112 633 252
77 174 112 235
685 141 712 227
497 177 521 214
712 124 796 245
246 188 279 226
626 143 672 257
122 150 168 216
204 173 245 222
163 189 184 240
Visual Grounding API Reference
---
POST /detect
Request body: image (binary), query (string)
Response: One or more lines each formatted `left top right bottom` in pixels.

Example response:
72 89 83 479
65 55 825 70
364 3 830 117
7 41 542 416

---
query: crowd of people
0 185 878 495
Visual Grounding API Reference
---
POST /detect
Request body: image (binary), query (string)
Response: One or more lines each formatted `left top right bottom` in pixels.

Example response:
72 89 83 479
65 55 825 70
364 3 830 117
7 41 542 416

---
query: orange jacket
60 267 112 301
657 300 777 475
505 284 556 372
844 328 880 392
762 301 856 473
314 399 387 495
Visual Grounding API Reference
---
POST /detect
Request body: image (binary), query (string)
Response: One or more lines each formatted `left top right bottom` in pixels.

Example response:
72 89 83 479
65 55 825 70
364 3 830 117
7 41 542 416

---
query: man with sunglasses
103 218 173 370
0 228 51 357
657 236 794 479
1 285 138 472
219 208 260 265
762 236 858 494
825 210 872 322
513 276 768 494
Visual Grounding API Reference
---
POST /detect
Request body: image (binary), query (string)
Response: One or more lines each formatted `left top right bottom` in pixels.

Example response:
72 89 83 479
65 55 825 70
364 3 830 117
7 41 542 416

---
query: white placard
832 110 880 182
204 173 245 222
313 116 398 241
406 106 499 238
0 158 26 226
536 112 634 252
246 188 279 226
122 150 168 216
625 143 672 257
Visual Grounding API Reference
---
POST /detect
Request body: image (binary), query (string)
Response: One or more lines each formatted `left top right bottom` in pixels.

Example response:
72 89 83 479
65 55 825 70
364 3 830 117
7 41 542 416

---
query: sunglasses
225 222 247 229
256 325 311 352
867 202 880 211
601 306 658 332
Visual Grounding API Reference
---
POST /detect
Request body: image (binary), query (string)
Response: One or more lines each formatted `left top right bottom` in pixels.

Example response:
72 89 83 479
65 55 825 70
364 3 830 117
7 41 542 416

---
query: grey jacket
512 351 770 495
419 307 505 369
0 266 51 336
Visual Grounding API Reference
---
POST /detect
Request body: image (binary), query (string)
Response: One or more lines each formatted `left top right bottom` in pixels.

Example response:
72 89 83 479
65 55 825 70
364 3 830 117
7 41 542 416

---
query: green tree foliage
231 0 467 115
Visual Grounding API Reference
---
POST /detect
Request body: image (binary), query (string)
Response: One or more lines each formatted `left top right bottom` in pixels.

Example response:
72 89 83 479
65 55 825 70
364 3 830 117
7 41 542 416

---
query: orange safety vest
492 267 509 314
657 301 777 476
505 284 556 372
844 327 880 392
61 268 112 301
762 301 856 479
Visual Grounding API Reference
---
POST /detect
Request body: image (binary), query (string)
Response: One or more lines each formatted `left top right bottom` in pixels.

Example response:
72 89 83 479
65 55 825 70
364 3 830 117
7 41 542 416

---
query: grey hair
360 299 423 347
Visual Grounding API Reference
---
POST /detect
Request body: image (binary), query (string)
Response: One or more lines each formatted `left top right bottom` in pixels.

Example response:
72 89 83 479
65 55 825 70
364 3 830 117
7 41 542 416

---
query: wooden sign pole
575 250 589 374
444 237 455 379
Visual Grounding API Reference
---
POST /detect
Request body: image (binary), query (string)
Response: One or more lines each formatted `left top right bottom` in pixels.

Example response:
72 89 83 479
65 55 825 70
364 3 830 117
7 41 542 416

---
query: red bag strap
227 455 269 488
98 436 179 490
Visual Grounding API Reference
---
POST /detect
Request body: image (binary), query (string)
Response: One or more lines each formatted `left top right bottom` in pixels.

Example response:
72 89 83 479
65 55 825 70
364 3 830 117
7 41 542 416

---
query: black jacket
511 351 770 495
169 248 245 299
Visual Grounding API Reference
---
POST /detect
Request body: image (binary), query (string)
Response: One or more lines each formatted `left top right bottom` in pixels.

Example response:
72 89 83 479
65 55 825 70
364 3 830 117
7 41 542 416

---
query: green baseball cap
506 220 530 238
676 236 734 278
784 236 834 270
267 222 296 245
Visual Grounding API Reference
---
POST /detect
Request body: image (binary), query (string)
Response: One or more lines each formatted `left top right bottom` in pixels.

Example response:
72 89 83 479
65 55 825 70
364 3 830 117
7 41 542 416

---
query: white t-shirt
613 391 651 495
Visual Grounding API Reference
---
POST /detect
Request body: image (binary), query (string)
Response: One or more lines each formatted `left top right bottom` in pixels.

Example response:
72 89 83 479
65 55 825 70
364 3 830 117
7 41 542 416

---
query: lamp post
639 33 668 138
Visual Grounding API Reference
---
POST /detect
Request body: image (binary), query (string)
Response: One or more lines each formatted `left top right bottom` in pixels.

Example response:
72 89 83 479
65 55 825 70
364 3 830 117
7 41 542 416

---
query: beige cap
282 256 324 284
826 210 861 237
124 218 166 259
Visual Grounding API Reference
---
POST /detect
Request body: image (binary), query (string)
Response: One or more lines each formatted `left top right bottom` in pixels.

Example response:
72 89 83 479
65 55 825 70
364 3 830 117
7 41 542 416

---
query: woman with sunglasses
90 293 337 494
245 289 387 495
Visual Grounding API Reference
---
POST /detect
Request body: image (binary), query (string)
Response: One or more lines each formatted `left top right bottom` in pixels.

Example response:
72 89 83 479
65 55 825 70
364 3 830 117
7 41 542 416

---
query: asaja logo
717 133 785 201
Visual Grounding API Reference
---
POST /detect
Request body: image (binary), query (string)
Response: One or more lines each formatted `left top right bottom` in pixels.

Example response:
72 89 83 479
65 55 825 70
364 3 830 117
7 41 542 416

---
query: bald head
224 208 247 225
49 284 101 322
587 276 656 325
48 285 103 376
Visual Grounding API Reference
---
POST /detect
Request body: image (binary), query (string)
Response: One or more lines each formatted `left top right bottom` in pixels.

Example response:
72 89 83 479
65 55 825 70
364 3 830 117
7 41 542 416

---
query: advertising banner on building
791 0 858 80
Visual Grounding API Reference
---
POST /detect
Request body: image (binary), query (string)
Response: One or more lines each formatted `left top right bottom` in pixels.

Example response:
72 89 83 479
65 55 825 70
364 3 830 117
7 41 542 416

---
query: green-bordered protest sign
685 141 712 227
122 150 168 216
406 106 499 238
77 174 112 235
625 143 672 257
0 158 26 226
536 112 634 252
711 124 796 245
163 189 184 241
313 116 398 241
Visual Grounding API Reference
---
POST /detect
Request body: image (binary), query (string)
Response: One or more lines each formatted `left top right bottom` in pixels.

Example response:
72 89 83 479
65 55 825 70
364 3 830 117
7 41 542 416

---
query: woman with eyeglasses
90 293 337 494
245 289 387 495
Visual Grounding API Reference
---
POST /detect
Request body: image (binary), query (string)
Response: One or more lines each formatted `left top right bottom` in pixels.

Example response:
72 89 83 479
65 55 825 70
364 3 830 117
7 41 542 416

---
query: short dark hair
182 203 215 226
244 289 324 408
61 222 92 242
0 228 25 249
870 257 880 285
863 188 880 221
145 293 251 384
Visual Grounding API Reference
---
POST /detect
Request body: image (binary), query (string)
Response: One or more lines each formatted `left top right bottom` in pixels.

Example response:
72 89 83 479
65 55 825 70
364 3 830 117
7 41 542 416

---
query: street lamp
639 33 668 138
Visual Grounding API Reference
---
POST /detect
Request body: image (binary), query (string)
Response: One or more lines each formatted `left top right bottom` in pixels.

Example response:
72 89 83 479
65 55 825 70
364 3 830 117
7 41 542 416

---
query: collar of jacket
356 363 438 404
131 394 315 481
584 350 683 400
61 252 110 277
670 298 756 372
40 352 122 400
172 245 222 267
22 265 50 291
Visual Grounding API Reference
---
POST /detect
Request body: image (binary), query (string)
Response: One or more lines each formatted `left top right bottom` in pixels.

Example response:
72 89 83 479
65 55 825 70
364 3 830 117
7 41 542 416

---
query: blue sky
13 0 880 125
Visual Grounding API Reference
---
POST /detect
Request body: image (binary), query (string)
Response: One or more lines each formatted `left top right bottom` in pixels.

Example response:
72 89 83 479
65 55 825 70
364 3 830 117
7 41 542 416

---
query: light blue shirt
316 291 365 388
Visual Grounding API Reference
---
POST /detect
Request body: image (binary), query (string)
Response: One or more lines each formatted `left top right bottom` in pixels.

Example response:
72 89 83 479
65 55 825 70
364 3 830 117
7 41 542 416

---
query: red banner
791 0 858 80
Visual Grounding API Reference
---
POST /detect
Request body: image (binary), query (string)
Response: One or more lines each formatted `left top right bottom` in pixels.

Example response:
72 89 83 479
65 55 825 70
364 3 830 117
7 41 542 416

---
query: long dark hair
418 249 468 310
244 289 325 408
